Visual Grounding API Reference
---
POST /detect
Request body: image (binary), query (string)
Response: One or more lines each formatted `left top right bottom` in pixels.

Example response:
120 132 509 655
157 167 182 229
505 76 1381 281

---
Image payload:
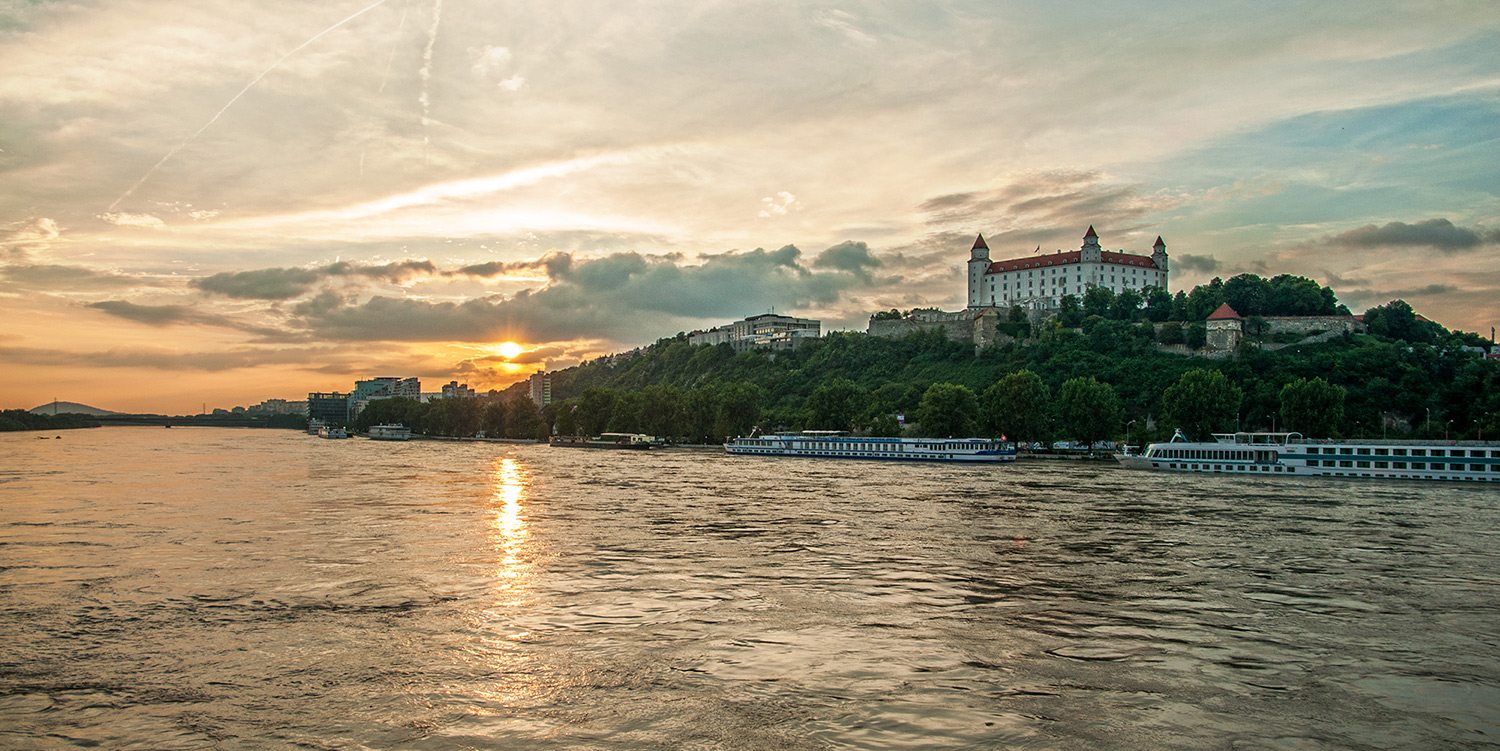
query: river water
1 427 1497 750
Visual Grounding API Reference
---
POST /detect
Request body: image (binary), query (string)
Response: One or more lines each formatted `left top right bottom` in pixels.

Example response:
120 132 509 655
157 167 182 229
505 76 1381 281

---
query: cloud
193 260 438 299
84 299 290 339
916 171 1177 251
97 212 166 228
758 191 799 219
295 244 884 342
1172 254 1222 274
0 344 340 372
1326 218 1498 252
0 217 61 259
0 264 138 289
812 241 882 280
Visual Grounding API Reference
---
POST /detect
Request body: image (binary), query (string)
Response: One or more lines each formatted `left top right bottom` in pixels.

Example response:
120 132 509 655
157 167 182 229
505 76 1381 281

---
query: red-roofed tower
968 234 992 309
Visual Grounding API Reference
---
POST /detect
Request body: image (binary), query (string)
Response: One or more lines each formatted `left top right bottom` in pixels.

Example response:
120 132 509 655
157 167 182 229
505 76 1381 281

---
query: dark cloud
296 244 881 342
1338 283 1461 310
1326 218 1498 253
812 241 882 280
1171 254 1222 274
85 299 290 339
0 263 138 289
193 260 439 299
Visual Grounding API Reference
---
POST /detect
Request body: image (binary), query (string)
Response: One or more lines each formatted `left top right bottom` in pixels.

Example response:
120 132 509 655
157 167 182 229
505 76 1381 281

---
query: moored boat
550 432 657 449
1117 431 1499 483
725 431 1016 463
367 424 412 441
317 426 349 439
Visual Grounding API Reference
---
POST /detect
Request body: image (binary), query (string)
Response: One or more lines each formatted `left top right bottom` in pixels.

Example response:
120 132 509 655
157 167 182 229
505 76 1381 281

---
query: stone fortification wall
1262 316 1364 335
867 308 1004 350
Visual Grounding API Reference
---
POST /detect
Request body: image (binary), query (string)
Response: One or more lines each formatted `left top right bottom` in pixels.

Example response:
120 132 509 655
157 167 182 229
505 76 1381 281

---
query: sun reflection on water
490 456 531 600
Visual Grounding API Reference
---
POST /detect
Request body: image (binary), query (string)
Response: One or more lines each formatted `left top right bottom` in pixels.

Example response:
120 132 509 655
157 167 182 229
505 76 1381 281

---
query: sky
1 0 1497 413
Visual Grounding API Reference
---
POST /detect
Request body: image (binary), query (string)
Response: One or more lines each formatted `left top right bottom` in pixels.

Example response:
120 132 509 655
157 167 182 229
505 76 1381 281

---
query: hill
28 401 119 416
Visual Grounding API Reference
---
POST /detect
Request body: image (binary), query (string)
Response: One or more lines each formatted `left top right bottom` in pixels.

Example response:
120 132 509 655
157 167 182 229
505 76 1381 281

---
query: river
1 427 1497 749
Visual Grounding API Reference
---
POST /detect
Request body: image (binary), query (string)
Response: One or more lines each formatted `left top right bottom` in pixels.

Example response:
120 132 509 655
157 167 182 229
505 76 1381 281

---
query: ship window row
1305 447 1498 458
1306 460 1493 471
1162 463 1294 473
1153 448 1259 461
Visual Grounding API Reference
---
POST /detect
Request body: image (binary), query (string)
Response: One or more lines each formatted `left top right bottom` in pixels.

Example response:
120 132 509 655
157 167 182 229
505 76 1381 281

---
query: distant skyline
2 1 1498 412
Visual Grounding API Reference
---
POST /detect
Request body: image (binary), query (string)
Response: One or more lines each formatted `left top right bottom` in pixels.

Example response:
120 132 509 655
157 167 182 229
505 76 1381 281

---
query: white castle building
968 226 1169 310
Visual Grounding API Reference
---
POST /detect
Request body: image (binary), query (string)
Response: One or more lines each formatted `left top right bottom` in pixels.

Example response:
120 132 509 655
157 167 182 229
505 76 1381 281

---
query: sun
495 341 524 359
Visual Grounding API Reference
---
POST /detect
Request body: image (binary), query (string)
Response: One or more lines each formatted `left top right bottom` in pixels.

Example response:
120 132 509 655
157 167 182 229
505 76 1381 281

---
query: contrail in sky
419 0 444 144
109 0 393 211
378 0 410 94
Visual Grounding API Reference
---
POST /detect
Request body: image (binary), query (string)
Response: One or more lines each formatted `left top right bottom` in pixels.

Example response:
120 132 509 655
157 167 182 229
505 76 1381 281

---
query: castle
968 226 1169 310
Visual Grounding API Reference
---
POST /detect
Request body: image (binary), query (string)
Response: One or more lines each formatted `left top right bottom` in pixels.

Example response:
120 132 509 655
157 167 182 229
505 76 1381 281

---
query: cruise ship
725 431 1016 463
1116 431 1500 483
367 424 412 441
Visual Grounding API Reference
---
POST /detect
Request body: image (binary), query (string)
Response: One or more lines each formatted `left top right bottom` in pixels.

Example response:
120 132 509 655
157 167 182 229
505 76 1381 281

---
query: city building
350 376 420 417
247 398 307 416
528 372 552 407
1206 302 1244 351
968 226 1169 311
688 313 822 351
307 392 350 425
440 380 477 399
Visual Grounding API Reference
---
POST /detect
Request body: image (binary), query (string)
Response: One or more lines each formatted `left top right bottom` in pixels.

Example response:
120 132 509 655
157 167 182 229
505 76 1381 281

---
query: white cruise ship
726 431 1016 463
1117 431 1500 483
367 424 412 441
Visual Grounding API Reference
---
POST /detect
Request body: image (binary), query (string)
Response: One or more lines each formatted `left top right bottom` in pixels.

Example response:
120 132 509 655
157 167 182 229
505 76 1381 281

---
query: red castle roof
972 234 988 250
1207 303 1242 320
985 249 1158 274
1084 225 1098 239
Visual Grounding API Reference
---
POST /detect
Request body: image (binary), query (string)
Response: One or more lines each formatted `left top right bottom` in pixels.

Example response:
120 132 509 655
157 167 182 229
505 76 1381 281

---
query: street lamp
1425 408 1432 435
1446 419 1454 441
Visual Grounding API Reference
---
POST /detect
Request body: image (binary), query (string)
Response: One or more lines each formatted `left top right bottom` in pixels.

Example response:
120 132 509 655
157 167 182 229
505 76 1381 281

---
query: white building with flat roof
689 313 821 351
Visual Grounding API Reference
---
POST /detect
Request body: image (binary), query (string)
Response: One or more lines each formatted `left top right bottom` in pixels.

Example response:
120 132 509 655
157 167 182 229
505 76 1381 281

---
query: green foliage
1185 323 1207 349
1158 320 1185 345
1083 286 1114 318
1363 300 1444 344
1279 377 1345 437
1111 288 1144 321
915 383 978 437
999 305 1032 339
871 309 904 321
1163 368 1243 441
1144 287 1173 322
981 369 1049 441
1054 376 1121 448
0 410 100 431
714 381 765 439
1058 294 1084 328
806 378 867 431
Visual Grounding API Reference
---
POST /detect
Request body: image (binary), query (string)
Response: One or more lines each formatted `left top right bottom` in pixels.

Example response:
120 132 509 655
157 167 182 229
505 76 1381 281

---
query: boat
367 424 412 441
317 426 349 439
725 431 1016 463
1116 430 1500 483
307 419 325 436
550 433 657 449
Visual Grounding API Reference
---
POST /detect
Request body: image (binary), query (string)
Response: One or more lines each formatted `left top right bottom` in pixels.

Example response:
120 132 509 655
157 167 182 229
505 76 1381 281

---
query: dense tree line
0 410 100 432
352 395 548 440
502 276 1496 445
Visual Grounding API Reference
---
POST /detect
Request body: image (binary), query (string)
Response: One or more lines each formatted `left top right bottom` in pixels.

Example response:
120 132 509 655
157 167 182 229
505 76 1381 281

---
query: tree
1363 300 1442 344
1110 288 1143 321
1185 322 1207 349
1082 286 1115 319
1158 320 1185 345
1054 376 1121 450
1163 368 1243 441
507 396 546 439
714 381 764 440
999 305 1032 339
576 388 618 435
915 383 978 437
981 370 1049 442
1058 294 1084 328
1144 287 1173 322
806 378 868 431
1279 377 1345 437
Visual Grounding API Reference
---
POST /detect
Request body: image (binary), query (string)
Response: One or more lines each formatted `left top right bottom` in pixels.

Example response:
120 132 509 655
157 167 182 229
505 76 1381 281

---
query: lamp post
1425 408 1431 436
1446 419 1454 441
1127 419 1137 446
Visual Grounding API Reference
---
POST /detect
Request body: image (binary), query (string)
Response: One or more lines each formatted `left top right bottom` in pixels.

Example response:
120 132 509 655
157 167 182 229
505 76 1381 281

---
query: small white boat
726 431 1016 463
367 424 412 441
317 426 349 439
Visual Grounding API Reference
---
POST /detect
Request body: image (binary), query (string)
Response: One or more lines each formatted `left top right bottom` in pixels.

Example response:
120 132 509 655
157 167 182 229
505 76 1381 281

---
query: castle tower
968 234 991 309
1080 225 1102 264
